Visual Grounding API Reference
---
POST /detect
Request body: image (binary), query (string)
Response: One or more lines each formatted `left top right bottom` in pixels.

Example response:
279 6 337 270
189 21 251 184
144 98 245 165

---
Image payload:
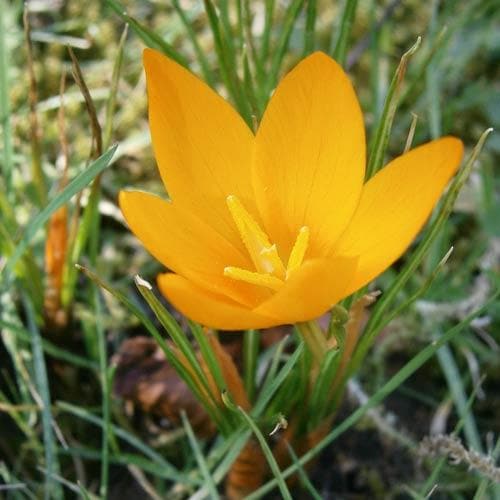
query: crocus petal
157 273 278 330
144 48 256 249
332 137 464 295
253 52 365 259
119 190 267 308
254 256 358 323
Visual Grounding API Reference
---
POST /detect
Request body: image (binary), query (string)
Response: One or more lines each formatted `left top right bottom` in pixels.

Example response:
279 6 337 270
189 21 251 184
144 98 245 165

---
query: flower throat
224 195 309 291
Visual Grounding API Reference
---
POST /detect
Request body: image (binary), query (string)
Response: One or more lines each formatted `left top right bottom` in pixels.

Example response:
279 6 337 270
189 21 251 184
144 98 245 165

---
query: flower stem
296 320 327 367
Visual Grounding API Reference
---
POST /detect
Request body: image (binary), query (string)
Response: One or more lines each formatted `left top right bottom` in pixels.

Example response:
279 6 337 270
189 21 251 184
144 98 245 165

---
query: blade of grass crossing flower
243 329 259 401
332 0 358 67
171 0 216 88
181 412 220 499
0 0 13 197
365 36 421 180
105 0 189 67
134 276 232 433
263 0 304 99
352 129 493 373
303 0 316 56
22 294 62 500
1 145 117 282
134 277 214 396
231 403 292 500
77 266 227 431
245 292 499 499
435 338 482 452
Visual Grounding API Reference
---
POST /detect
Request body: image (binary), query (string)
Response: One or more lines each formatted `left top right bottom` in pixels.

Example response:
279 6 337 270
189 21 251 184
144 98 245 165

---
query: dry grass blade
23 4 46 205
67 47 102 160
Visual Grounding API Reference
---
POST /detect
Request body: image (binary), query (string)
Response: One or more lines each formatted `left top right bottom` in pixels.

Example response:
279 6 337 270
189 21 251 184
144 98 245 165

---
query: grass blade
0 0 14 196
365 36 421 179
181 412 220 499
332 0 358 67
1 145 117 281
303 0 316 56
353 128 493 372
263 0 304 99
105 0 189 67
22 294 62 500
171 0 216 88
246 291 498 499
234 405 292 500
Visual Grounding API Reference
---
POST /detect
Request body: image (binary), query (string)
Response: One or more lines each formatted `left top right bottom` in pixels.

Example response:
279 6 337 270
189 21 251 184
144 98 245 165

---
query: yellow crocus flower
120 49 463 330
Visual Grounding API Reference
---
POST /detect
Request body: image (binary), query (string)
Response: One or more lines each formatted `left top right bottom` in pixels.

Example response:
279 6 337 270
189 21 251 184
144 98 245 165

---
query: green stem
296 321 327 366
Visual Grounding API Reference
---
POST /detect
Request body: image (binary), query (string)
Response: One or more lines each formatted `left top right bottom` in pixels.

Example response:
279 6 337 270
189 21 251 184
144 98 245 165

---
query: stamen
226 195 285 277
287 226 310 277
224 266 284 291
260 244 286 277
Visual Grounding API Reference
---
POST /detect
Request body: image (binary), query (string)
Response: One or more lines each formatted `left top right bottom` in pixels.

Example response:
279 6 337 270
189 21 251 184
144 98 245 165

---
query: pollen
225 194 310 291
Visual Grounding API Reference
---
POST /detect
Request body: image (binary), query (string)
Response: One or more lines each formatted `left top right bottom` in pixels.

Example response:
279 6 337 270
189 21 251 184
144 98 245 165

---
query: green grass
0 1 499 498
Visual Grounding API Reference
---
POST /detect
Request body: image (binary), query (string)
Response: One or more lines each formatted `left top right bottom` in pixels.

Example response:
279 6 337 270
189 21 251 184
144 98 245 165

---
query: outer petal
254 256 358 323
253 52 365 260
332 137 464 295
157 273 278 330
144 48 256 248
119 190 267 308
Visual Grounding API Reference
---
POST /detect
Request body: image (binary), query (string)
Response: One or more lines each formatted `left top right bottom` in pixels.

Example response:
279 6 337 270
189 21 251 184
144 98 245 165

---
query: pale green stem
296 320 327 367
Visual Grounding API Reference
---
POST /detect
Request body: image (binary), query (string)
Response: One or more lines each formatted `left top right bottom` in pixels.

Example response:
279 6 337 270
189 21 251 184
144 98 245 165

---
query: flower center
224 194 309 291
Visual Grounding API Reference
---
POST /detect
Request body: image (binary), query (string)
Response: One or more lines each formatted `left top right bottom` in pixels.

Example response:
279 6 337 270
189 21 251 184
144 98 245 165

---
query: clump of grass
0 1 499 498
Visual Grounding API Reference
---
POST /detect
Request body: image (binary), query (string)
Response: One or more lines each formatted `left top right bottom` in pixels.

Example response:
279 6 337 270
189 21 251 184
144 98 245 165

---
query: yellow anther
224 266 284 292
226 195 285 276
260 244 286 278
287 226 310 277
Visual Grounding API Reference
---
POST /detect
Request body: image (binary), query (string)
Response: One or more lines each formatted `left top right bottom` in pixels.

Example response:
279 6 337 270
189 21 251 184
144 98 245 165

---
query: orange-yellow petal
144 48 257 249
253 52 366 260
254 256 358 323
332 137 464 295
157 273 278 330
119 190 267 307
